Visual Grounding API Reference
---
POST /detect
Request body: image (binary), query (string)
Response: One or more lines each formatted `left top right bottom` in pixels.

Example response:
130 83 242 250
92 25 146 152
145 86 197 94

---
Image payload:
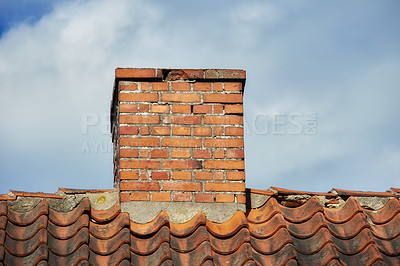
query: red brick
215 194 234 203
164 182 202 191
225 127 243 136
120 171 139 180
120 160 160 169
140 126 150 135
193 105 212 114
173 171 192 180
172 82 191 91
119 93 158 102
172 126 191 136
193 127 211 136
236 194 246 204
163 160 202 169
194 171 213 180
150 149 168 158
120 138 160 147
140 82 149 91
161 93 200 102
151 82 169 91
120 193 130 202
120 182 160 191
151 104 169 113
173 193 192 202
214 171 224 180
224 82 242 91
203 94 242 103
227 171 245 180
204 138 244 148
193 149 211 159
116 68 157 78
172 105 191 113
213 104 224 114
119 104 138 113
213 83 223 91
152 126 170 135
162 138 201 147
140 149 149 158
226 149 244 159
153 192 171 202
163 115 201 125
120 115 160 124
119 81 138 91
193 83 211 91
225 104 243 114
130 192 150 201
203 115 243 125
120 149 139 158
213 127 223 136
195 193 214 202
204 160 245 170
138 104 149 112
119 126 139 135
141 171 148 180
171 149 191 158
151 171 170 180
214 150 224 159
205 182 245 192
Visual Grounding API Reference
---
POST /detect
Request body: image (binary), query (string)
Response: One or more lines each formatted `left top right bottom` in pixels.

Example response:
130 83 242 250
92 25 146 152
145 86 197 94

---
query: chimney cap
115 68 246 81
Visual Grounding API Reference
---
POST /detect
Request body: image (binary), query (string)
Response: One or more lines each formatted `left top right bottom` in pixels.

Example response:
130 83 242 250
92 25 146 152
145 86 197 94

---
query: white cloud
0 0 399 193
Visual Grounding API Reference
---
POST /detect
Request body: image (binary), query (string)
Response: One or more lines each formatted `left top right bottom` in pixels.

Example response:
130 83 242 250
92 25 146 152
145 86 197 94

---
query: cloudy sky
0 0 399 194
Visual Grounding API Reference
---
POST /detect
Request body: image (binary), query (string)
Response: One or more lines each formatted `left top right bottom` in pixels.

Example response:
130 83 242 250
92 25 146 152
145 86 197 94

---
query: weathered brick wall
111 68 246 205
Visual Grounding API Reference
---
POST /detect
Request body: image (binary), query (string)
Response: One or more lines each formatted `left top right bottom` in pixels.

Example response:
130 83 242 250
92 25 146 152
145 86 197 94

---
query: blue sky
0 0 399 194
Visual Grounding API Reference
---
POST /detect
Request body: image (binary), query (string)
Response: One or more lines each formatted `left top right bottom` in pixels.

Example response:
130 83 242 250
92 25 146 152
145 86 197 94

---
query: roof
1 188 400 264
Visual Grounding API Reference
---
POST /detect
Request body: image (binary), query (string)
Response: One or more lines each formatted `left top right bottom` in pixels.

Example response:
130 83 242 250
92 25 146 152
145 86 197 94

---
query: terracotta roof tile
58 187 116 194
339 244 384 265
89 212 129 240
48 244 89 265
211 227 250 255
331 188 394 197
3 243 47 265
130 242 171 265
131 226 170 255
279 196 324 223
206 211 247 238
271 186 336 197
88 243 130 265
49 198 90 226
5 215 47 241
170 212 206 237
171 241 213 265
2 188 400 264
324 197 363 223
0 194 16 201
90 201 120 223
7 200 48 226
89 227 130 255
250 227 291 254
171 226 209 253
130 211 169 236
364 197 400 224
48 227 88 256
10 190 63 199
4 228 47 257
48 214 88 240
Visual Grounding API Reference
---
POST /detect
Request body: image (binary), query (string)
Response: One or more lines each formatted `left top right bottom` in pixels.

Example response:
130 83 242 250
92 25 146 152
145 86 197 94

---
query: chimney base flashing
121 201 245 224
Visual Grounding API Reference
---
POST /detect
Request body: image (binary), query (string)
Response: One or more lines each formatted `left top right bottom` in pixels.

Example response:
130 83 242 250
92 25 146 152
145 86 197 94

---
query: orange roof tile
1 188 400 264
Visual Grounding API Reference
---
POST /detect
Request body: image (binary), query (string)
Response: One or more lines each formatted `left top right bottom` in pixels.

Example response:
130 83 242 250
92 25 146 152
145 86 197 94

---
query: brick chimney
111 68 246 223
